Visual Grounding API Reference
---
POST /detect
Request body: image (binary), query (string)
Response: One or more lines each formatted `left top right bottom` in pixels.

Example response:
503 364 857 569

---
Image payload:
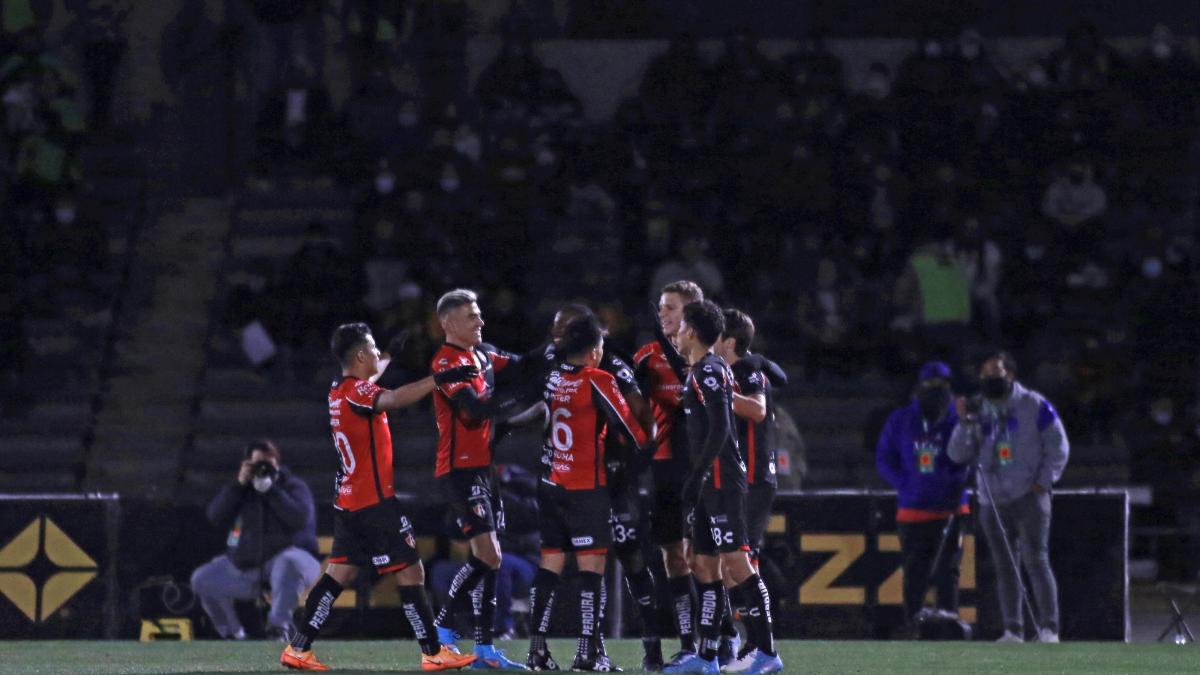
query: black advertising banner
0 494 120 638
762 489 1127 640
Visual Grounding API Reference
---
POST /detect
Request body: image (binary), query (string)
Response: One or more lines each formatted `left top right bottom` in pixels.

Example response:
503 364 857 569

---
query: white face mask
375 173 395 195
1152 410 1173 426
55 208 76 224
439 177 460 192
1142 257 1163 279
252 476 273 493
1152 42 1171 60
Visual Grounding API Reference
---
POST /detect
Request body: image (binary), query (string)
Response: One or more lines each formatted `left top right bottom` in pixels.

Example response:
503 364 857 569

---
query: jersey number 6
332 431 357 475
551 408 573 452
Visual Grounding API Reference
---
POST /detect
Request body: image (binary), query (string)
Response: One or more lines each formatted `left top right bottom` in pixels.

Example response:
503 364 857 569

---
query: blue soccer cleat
472 644 528 670
662 652 719 674
437 625 464 653
744 651 783 675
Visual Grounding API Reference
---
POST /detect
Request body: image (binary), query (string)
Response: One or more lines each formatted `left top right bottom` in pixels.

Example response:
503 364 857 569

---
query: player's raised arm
376 365 478 412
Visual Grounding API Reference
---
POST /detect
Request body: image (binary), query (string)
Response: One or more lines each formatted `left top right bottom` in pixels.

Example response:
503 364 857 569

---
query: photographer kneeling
191 440 320 640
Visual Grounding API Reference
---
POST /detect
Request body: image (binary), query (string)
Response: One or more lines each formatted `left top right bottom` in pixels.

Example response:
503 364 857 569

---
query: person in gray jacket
948 351 1069 643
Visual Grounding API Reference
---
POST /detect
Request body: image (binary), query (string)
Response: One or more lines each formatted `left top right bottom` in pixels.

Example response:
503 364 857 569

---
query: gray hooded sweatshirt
948 381 1069 504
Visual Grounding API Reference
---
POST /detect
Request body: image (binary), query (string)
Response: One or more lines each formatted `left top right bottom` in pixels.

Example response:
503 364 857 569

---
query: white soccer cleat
720 649 758 673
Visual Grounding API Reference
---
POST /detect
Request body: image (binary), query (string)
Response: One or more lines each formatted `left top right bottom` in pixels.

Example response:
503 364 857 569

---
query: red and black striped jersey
731 359 777 486
431 342 513 476
633 341 685 461
544 362 648 490
328 376 394 511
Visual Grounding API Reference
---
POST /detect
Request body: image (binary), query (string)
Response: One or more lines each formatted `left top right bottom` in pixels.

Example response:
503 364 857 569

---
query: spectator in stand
191 440 320 641
892 240 973 362
638 32 711 126
952 214 1003 340
954 28 1004 95
1047 20 1121 92
648 235 724 304
1041 159 1107 230
253 57 337 176
240 0 325 103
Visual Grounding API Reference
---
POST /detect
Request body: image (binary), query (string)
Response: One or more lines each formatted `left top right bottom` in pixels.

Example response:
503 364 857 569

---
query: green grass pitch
3 639 1196 674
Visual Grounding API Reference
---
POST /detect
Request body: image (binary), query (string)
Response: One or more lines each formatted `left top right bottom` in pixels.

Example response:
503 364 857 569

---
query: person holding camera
875 361 969 633
948 351 1069 643
191 439 320 641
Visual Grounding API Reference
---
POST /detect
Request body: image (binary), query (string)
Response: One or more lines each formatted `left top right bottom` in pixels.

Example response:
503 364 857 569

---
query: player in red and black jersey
633 280 704 662
282 323 477 672
525 315 650 672
671 302 783 675
428 289 526 670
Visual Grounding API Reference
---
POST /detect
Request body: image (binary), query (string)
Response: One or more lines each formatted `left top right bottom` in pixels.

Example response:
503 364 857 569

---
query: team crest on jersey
704 376 718 389
473 502 487 519
405 532 417 549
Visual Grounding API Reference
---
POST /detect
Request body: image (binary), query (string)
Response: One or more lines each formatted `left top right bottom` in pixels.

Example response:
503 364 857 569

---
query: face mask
918 385 951 421
1142 257 1163 279
981 376 1010 400
1152 42 1171 60
439 177 460 192
55 207 76 224
375 173 395 194
252 476 273 493
1152 410 1173 426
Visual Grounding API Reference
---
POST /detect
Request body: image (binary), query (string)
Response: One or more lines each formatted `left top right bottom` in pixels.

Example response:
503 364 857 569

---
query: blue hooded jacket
876 400 968 513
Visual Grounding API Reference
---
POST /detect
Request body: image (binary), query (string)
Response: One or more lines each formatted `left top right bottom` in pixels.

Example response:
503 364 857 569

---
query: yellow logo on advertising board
0 516 97 623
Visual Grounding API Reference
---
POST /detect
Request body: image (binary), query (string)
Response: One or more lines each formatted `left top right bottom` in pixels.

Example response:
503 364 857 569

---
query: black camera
250 460 278 480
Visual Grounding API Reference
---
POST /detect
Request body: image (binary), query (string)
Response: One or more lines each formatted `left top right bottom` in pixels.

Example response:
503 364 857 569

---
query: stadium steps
84 198 232 497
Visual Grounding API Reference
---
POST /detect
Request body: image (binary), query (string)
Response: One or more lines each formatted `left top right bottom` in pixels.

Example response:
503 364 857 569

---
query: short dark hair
721 308 755 356
683 300 725 347
980 350 1018 377
331 322 373 365
661 280 704 303
556 303 594 324
436 288 478 317
558 315 604 359
245 439 281 462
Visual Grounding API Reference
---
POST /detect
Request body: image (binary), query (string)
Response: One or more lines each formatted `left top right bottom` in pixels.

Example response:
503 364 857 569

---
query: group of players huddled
280 281 785 674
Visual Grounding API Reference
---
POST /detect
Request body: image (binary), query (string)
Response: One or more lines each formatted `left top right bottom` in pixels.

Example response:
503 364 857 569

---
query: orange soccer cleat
280 645 331 671
421 645 478 671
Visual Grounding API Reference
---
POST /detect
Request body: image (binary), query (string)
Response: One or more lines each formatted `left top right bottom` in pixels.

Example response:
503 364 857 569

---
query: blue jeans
191 547 320 637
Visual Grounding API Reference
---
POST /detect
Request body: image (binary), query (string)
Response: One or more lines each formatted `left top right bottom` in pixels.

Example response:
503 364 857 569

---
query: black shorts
538 480 612 555
745 482 777 555
439 468 503 537
691 485 749 556
330 497 420 574
650 459 687 545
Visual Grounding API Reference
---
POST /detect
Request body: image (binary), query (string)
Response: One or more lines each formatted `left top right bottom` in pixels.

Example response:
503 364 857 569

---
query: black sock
735 574 775 657
473 567 497 645
720 589 738 639
696 580 725 661
669 575 696 653
626 565 659 638
399 585 441 657
578 571 602 659
290 574 343 651
596 570 608 657
528 568 560 654
436 555 490 628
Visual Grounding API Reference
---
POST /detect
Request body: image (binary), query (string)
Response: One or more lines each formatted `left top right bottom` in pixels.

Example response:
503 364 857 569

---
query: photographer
875 361 968 632
948 352 1069 643
191 440 320 640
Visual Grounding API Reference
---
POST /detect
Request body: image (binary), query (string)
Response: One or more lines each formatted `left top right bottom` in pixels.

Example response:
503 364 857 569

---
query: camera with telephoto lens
250 460 278 480
964 394 985 418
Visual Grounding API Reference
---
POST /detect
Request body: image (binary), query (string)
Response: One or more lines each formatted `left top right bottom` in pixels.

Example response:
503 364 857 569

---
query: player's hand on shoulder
434 364 479 387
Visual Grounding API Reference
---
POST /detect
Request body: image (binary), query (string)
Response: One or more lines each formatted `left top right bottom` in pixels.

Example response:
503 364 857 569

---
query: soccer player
713 309 781 672
665 301 782 675
281 322 478 672
528 304 664 669
429 289 526 669
524 315 650 672
634 280 704 666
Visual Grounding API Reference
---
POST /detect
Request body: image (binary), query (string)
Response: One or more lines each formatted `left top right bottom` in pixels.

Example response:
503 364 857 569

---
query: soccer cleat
716 636 739 669
570 654 621 672
280 645 330 671
471 644 528 670
720 649 757 673
438 625 465 653
996 630 1024 643
423 645 479 671
526 649 560 671
1037 628 1060 643
743 652 783 675
662 652 718 674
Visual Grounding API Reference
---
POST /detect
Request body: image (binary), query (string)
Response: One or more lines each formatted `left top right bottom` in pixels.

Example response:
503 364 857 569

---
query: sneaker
570 653 621 672
439 625 465 653
1037 628 1060 643
280 645 330 671
424 645 479 671
526 649 560 671
721 649 757 673
662 652 719 674
717 636 739 669
472 644 528 670
996 630 1024 643
744 652 783 675
664 651 696 669
641 640 664 672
